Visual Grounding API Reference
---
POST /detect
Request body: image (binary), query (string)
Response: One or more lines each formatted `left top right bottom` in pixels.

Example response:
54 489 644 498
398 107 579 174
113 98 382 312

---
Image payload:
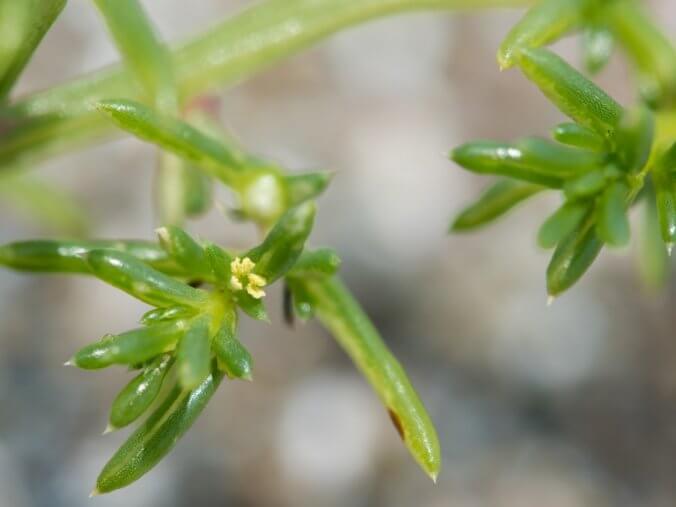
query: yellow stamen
246 273 267 299
231 257 255 278
229 276 243 292
229 257 266 298
246 285 266 299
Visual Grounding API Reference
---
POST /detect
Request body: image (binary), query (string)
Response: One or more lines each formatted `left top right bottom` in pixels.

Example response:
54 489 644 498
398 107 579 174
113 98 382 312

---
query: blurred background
2 1 676 505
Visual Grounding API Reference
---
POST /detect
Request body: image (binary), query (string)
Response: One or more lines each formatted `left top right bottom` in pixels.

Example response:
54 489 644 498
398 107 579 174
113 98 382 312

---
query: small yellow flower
246 273 267 299
229 275 243 291
231 257 256 277
229 257 267 299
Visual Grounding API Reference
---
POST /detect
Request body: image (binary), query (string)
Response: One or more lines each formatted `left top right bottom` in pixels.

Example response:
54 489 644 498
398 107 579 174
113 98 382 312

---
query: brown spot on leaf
388 408 405 441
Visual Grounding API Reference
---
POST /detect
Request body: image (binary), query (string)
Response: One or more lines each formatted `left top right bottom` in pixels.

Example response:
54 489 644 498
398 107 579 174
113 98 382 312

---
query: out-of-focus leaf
96 99 244 185
582 26 614 75
637 185 669 289
93 0 176 111
563 169 606 199
615 106 655 173
596 180 630 247
451 179 543 231
0 174 88 235
653 143 676 245
284 171 332 206
287 248 342 278
498 0 589 69
156 152 212 226
605 0 676 106
0 0 66 99
537 201 588 249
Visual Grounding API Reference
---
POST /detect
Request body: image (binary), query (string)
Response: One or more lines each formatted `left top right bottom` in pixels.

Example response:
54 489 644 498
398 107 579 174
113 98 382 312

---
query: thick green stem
0 0 530 171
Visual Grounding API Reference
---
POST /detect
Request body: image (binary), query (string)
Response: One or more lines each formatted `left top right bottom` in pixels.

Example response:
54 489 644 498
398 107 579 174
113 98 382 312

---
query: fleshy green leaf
0 239 180 275
451 179 543 231
109 354 173 430
212 309 252 381
285 279 315 321
614 106 655 173
551 122 605 151
235 292 268 322
141 305 196 326
284 171 333 206
537 201 589 249
596 180 630 247
498 0 589 70
246 201 316 283
213 332 253 381
156 225 211 278
203 241 232 286
516 47 624 143
451 137 603 187
72 322 184 369
96 99 243 185
288 248 342 278
177 315 211 389
95 369 224 494
563 169 607 200
294 276 441 482
546 212 603 297
86 249 208 307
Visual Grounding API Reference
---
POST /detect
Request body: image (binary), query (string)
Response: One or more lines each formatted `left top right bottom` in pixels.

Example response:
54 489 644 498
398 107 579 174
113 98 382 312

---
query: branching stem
0 0 531 171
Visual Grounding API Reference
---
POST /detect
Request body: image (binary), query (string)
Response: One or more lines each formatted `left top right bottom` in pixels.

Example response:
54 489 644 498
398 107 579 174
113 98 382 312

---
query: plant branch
0 0 531 172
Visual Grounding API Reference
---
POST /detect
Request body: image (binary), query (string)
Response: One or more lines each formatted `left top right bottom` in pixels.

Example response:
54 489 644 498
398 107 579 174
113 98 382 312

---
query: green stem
0 0 530 171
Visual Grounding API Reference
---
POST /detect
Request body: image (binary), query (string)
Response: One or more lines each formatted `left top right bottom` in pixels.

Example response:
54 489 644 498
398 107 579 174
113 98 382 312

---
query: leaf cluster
450 0 676 296
0 0 442 493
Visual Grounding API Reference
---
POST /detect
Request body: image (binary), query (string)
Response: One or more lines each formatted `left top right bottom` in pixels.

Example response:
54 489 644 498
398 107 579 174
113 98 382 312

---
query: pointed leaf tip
102 424 117 436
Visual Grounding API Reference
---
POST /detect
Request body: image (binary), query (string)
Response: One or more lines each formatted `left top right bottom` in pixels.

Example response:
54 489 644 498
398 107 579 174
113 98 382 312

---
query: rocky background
2 1 676 506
